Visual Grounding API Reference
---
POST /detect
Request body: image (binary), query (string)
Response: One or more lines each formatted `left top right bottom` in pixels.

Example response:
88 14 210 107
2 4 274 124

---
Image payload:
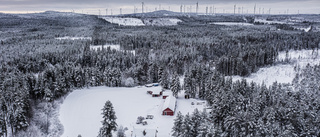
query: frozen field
232 49 320 86
59 86 206 137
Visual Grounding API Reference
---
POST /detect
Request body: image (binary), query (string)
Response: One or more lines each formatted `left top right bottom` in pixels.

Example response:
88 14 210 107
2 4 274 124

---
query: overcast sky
0 0 319 15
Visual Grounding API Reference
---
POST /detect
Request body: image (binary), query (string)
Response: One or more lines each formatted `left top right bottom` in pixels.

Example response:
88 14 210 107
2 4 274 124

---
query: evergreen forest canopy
0 11 320 136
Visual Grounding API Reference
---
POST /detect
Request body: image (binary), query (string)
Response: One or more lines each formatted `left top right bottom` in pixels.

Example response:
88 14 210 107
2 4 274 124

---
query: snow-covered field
143 18 182 26
101 17 181 26
231 49 320 86
101 17 145 26
59 86 206 137
254 18 294 25
90 44 135 55
55 36 91 40
211 22 253 26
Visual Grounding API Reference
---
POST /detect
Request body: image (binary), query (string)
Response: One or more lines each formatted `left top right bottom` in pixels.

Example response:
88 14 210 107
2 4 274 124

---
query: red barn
162 96 176 116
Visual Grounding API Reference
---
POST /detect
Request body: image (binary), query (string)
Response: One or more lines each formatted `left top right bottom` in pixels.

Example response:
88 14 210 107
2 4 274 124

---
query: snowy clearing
101 17 181 26
55 36 91 40
211 22 253 26
143 18 182 26
231 49 320 86
59 86 206 137
90 44 135 55
254 18 295 25
101 17 145 26
295 26 312 32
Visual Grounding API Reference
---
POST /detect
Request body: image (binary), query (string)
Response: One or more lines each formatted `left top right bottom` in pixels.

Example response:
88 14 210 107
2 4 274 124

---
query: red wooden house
162 96 176 116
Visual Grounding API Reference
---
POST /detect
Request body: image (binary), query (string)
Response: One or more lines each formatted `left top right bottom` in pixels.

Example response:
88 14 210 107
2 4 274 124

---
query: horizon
0 0 320 15
1 9 319 16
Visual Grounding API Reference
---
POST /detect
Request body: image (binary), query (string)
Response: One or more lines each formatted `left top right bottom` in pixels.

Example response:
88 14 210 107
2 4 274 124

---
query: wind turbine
142 2 144 13
196 2 199 14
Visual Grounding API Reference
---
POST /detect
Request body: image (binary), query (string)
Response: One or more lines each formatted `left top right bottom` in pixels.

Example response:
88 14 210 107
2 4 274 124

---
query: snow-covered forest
0 10 320 136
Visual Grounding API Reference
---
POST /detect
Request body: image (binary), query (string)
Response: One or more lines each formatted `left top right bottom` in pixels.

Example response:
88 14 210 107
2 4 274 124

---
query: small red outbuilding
162 91 170 99
152 90 162 97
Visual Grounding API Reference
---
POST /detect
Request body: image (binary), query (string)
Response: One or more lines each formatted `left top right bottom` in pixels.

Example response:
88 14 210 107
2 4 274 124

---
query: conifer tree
160 70 170 89
98 100 117 137
182 113 192 137
170 74 181 97
172 111 184 137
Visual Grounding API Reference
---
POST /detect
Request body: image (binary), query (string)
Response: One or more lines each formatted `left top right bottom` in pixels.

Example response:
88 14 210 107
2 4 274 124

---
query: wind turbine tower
254 4 256 15
196 2 199 14
206 6 208 15
142 2 144 13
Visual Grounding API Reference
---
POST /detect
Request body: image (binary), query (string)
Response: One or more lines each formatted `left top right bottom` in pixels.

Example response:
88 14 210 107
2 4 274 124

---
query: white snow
133 128 157 137
162 95 176 111
143 18 182 26
55 36 91 40
299 26 312 32
90 44 135 55
59 86 206 137
101 17 145 26
101 17 181 26
162 91 171 96
254 18 294 25
211 22 253 26
231 49 320 86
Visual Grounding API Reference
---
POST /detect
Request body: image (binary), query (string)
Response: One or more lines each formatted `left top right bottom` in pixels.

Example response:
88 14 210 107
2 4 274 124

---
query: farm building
162 91 171 99
147 91 153 95
162 96 176 116
152 90 162 97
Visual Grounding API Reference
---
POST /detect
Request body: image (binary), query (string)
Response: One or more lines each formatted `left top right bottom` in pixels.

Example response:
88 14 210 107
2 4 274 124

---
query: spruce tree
160 70 170 89
170 74 181 97
182 113 192 137
172 111 184 137
98 100 117 137
190 109 201 137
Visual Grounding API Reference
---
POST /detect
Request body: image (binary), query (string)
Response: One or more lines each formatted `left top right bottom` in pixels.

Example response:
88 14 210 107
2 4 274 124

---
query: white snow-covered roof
162 91 171 96
133 128 157 137
152 90 161 95
162 95 176 111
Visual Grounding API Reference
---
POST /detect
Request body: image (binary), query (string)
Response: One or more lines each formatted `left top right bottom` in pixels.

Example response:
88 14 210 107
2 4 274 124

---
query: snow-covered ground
55 36 91 40
254 18 294 25
211 22 253 26
101 17 181 26
90 44 135 55
143 18 182 26
101 17 145 26
231 49 320 86
59 86 206 137
295 26 312 32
